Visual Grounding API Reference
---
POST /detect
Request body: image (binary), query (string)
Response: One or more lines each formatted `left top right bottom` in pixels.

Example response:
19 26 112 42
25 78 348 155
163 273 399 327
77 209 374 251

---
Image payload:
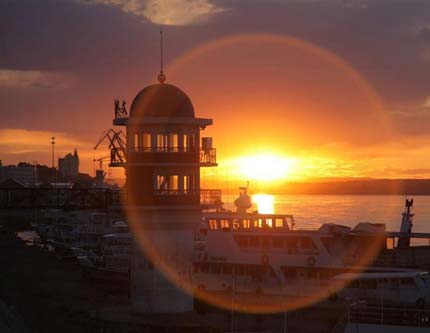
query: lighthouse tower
113 68 217 312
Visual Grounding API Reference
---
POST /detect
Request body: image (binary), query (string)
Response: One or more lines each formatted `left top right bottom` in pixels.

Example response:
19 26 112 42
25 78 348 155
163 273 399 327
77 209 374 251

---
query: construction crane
93 155 110 171
94 129 127 166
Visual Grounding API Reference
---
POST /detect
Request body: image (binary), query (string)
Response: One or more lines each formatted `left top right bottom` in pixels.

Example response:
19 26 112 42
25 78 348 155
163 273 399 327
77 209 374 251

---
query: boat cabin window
286 237 299 249
275 218 284 228
208 219 218 230
390 278 399 290
320 270 331 280
210 263 221 274
261 237 270 249
400 278 415 286
299 237 318 250
232 219 240 230
223 264 233 275
242 219 251 228
307 269 317 279
234 235 248 247
235 264 245 276
254 219 263 228
273 237 284 249
249 236 259 248
200 263 209 273
220 219 230 230
282 267 297 279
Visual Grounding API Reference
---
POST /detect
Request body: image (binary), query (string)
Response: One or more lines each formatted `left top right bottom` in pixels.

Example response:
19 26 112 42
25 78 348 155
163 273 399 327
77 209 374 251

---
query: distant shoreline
219 179 430 196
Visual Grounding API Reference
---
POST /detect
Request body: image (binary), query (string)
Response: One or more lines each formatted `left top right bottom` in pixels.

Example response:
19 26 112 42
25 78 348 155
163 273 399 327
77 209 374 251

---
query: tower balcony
109 147 217 166
150 189 221 208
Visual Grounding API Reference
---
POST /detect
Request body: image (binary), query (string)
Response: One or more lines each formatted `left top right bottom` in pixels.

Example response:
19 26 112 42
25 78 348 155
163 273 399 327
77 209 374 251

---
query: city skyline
2 0 430 184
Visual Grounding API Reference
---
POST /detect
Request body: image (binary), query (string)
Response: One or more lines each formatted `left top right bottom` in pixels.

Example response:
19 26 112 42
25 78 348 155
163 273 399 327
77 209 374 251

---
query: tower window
189 133 195 150
143 133 151 151
157 175 167 191
169 175 178 191
169 133 178 151
183 175 189 192
157 134 168 151
134 133 139 149
183 134 188 151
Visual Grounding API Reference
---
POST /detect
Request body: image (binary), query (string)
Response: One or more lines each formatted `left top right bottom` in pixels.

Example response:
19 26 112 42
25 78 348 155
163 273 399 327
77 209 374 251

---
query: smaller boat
77 231 132 285
334 271 430 308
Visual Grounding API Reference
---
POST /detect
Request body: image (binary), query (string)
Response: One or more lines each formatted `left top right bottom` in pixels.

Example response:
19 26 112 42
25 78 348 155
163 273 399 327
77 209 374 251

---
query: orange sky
2 1 430 185
3 33 430 186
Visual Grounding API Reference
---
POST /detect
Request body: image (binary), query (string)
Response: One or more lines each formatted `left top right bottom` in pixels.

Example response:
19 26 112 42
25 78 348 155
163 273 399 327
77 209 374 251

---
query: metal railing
200 189 222 206
0 188 222 209
109 147 217 165
127 147 198 153
200 148 216 164
0 188 124 209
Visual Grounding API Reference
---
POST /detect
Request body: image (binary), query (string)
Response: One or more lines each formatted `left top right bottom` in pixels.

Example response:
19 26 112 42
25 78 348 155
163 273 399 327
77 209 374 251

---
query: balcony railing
109 147 217 165
154 189 198 196
200 189 222 206
152 189 222 207
0 188 221 209
199 148 216 164
128 147 198 153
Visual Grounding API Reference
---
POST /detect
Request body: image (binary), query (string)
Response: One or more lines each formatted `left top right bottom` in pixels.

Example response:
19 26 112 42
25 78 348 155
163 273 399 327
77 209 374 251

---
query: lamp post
51 137 55 182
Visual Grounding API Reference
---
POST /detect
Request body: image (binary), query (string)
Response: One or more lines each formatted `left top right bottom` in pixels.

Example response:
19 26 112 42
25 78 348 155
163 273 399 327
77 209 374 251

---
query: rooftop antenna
157 27 166 84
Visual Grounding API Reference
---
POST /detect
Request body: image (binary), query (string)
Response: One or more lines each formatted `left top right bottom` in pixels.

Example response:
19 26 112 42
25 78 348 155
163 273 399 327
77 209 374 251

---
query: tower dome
129 83 195 119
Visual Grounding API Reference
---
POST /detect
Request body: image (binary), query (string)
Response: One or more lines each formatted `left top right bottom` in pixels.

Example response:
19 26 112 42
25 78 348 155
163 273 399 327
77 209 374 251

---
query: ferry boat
192 187 430 313
334 271 430 308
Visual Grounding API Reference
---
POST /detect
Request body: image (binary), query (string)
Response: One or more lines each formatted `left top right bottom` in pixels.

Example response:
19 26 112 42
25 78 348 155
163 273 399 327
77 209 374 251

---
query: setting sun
252 193 275 214
232 154 296 182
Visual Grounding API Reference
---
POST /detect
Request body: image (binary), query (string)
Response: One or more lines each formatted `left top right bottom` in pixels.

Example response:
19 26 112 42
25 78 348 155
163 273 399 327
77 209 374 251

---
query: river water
222 194 430 233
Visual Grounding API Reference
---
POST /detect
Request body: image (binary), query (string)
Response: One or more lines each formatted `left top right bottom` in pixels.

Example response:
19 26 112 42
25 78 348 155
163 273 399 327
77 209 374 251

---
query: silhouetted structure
58 149 79 180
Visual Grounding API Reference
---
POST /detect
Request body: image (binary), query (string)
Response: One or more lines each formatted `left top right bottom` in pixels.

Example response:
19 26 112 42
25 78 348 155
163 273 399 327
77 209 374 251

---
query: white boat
192 187 430 313
334 271 430 308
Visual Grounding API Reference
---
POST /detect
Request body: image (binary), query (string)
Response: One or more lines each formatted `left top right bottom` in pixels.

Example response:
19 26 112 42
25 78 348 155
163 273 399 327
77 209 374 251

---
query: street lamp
51 136 55 182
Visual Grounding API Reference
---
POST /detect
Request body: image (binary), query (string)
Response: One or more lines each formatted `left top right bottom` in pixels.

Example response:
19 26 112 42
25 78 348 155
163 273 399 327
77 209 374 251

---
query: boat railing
349 304 430 327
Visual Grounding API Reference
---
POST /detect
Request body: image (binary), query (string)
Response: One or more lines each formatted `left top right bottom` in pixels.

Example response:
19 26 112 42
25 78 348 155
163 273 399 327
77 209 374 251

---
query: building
112 70 217 313
0 164 36 185
58 149 79 180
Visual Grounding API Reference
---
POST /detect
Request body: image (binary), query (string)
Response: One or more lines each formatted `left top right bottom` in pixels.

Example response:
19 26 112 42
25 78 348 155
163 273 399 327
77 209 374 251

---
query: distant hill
278 179 430 195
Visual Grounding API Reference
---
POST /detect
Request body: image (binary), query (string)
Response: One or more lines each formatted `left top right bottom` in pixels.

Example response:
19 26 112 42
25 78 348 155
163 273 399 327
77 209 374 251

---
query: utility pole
51 137 55 182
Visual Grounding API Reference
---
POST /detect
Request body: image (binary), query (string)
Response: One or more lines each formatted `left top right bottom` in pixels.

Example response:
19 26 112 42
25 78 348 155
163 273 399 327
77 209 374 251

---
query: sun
233 153 296 182
252 194 275 214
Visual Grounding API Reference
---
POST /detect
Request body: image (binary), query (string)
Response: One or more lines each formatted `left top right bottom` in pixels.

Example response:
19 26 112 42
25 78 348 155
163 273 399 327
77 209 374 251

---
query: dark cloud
418 25 430 42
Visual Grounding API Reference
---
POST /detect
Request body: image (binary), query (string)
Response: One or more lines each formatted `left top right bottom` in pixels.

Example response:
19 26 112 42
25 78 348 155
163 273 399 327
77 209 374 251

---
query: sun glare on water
234 154 296 182
252 194 274 214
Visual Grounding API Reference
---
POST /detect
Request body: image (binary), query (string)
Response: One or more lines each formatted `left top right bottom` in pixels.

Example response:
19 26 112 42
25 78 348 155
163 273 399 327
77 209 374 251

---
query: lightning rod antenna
158 27 166 83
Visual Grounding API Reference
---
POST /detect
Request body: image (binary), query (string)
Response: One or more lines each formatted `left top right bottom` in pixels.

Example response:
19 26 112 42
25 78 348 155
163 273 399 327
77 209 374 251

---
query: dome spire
157 27 166 84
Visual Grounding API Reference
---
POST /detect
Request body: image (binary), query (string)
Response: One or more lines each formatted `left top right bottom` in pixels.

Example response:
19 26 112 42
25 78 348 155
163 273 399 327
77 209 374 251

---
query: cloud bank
0 70 73 89
81 0 227 25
